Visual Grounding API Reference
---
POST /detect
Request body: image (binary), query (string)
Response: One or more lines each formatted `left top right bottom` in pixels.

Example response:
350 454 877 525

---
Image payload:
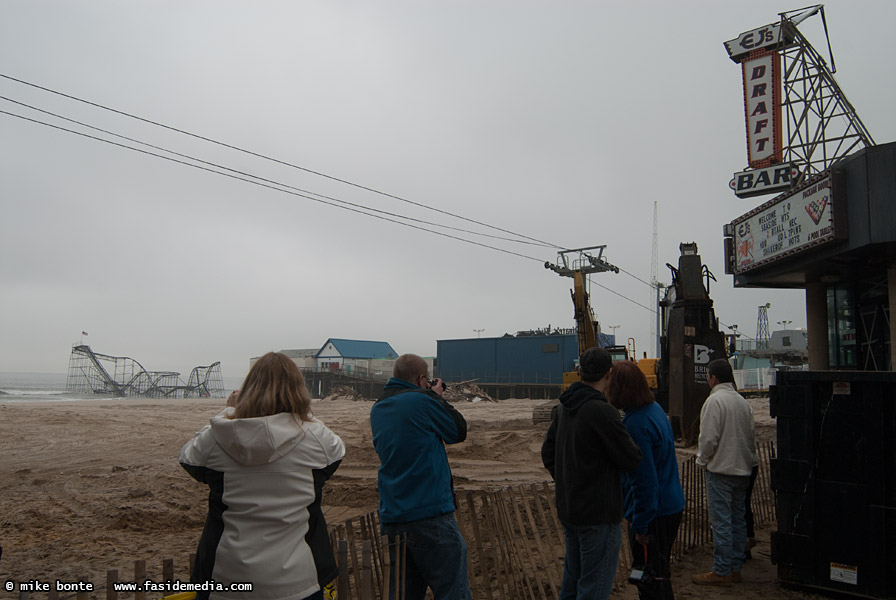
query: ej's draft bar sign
724 21 789 198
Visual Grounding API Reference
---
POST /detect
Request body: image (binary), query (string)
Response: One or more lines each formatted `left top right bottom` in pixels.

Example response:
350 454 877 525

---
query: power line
0 76 671 317
0 108 548 264
0 72 564 250
588 276 658 315
618 267 656 289
0 94 555 249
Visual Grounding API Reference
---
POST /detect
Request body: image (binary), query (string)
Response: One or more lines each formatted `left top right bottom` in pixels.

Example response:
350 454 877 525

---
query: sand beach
0 395 812 600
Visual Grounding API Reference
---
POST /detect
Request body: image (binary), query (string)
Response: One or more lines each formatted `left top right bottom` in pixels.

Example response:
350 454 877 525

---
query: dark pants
627 511 683 600
381 513 472 600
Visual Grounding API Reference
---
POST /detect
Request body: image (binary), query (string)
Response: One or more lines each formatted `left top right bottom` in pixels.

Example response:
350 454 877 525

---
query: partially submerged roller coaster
65 345 225 398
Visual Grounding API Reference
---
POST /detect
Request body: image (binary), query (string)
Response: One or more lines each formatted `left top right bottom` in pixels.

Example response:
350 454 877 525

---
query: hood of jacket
558 381 603 414
209 407 305 466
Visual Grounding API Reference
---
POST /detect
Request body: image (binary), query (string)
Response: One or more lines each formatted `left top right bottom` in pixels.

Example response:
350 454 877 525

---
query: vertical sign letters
742 52 782 167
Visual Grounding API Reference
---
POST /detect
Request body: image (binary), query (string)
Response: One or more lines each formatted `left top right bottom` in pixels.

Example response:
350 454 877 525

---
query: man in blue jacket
370 353 470 600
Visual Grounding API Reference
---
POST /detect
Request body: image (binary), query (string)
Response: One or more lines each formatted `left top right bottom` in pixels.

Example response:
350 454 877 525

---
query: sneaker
692 571 733 587
731 572 743 584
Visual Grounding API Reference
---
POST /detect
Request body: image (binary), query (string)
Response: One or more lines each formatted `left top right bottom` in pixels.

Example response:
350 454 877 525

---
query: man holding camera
370 353 471 600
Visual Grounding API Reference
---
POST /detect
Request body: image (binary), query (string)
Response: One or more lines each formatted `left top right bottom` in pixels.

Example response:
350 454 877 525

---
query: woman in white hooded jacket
180 352 345 600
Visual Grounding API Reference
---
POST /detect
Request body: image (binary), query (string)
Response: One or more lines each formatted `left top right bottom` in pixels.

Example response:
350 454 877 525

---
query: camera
628 567 653 586
428 379 448 390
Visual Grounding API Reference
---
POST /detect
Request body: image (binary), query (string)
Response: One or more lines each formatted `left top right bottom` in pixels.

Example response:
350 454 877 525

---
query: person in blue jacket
369 353 470 600
607 360 686 600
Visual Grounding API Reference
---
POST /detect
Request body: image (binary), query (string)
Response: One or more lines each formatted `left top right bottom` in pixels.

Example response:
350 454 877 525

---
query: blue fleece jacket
621 401 686 534
370 378 467 524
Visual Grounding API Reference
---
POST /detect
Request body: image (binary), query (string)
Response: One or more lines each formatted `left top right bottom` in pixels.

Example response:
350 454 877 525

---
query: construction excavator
533 243 727 445
532 246 620 422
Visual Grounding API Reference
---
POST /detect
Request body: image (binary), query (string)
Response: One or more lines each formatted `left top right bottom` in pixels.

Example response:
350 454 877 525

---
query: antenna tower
757 303 771 348
650 201 660 358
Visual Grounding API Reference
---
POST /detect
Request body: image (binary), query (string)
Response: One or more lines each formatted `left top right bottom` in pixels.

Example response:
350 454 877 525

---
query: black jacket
541 381 643 526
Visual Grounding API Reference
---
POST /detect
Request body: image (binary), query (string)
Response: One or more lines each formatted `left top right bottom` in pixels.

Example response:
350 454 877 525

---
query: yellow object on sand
158 594 196 600
323 581 337 599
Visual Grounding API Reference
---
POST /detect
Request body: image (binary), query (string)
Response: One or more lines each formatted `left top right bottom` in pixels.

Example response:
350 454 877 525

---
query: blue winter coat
621 401 686 534
370 378 467 524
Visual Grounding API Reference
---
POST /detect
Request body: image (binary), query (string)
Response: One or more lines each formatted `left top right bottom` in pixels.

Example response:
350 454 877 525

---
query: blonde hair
231 352 312 422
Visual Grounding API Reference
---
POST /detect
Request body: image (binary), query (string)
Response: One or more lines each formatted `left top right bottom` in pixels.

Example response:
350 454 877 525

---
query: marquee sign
726 171 846 273
743 51 782 167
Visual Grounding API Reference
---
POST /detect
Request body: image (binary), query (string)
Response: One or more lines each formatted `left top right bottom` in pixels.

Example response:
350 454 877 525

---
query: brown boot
731 571 743 583
692 571 733 587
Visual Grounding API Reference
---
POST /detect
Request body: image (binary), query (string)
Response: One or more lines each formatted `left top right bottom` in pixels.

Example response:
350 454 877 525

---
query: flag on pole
82 331 89 336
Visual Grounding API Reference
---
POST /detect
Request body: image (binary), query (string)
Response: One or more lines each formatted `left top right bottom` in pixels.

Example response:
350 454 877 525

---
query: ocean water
0 372 79 403
0 372 244 403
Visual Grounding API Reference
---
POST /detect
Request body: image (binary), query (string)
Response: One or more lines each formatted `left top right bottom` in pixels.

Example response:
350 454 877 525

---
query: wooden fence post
106 569 118 600
360 540 374 600
76 576 90 600
134 559 146 600
337 540 351 600
162 558 174 582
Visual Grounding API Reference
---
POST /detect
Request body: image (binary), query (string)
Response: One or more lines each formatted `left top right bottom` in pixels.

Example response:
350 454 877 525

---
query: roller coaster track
66 345 224 398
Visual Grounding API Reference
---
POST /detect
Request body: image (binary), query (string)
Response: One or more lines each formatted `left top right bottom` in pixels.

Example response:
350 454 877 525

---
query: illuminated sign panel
743 52 782 167
728 172 845 273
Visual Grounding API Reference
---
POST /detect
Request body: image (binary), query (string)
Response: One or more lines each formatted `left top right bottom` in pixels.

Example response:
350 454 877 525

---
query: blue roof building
315 338 399 374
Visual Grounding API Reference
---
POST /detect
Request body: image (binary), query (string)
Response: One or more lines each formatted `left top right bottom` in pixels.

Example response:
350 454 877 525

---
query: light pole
473 328 485 339
777 320 793 329
608 325 620 342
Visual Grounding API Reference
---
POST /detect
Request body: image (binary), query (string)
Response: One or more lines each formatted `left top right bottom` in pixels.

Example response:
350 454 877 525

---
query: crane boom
544 245 620 391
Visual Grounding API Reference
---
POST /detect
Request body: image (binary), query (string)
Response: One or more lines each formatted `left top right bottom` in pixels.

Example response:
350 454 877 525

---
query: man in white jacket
692 358 758 588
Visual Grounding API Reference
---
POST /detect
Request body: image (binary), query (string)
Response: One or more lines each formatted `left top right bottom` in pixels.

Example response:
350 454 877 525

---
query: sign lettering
729 174 840 272
730 163 800 198
742 52 782 166
724 23 783 61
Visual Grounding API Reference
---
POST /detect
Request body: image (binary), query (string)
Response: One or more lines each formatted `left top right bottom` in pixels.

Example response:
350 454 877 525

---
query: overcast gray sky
2 1 894 380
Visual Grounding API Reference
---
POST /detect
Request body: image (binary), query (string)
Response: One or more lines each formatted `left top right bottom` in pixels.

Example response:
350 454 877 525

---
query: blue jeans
381 513 472 600
558 522 621 600
705 471 750 576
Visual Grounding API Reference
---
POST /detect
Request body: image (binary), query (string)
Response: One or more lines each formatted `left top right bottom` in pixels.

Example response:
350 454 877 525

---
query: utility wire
0 108 548 264
0 72 564 250
0 94 554 249
618 267 658 289
589 277 659 315
0 76 672 316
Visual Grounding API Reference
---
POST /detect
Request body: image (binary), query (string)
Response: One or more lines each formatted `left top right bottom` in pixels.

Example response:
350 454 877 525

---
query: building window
826 285 857 368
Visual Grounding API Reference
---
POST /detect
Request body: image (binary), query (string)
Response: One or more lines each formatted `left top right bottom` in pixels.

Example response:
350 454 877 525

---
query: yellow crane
544 245 619 391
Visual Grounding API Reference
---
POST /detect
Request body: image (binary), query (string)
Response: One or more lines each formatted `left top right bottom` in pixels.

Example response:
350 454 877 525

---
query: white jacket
696 382 757 476
180 408 345 600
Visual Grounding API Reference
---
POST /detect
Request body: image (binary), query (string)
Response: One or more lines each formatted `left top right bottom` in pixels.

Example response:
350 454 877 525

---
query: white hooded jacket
180 407 345 600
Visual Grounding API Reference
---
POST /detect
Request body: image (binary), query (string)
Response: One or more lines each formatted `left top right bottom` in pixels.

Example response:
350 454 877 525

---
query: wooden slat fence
672 440 776 560
18 441 775 600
